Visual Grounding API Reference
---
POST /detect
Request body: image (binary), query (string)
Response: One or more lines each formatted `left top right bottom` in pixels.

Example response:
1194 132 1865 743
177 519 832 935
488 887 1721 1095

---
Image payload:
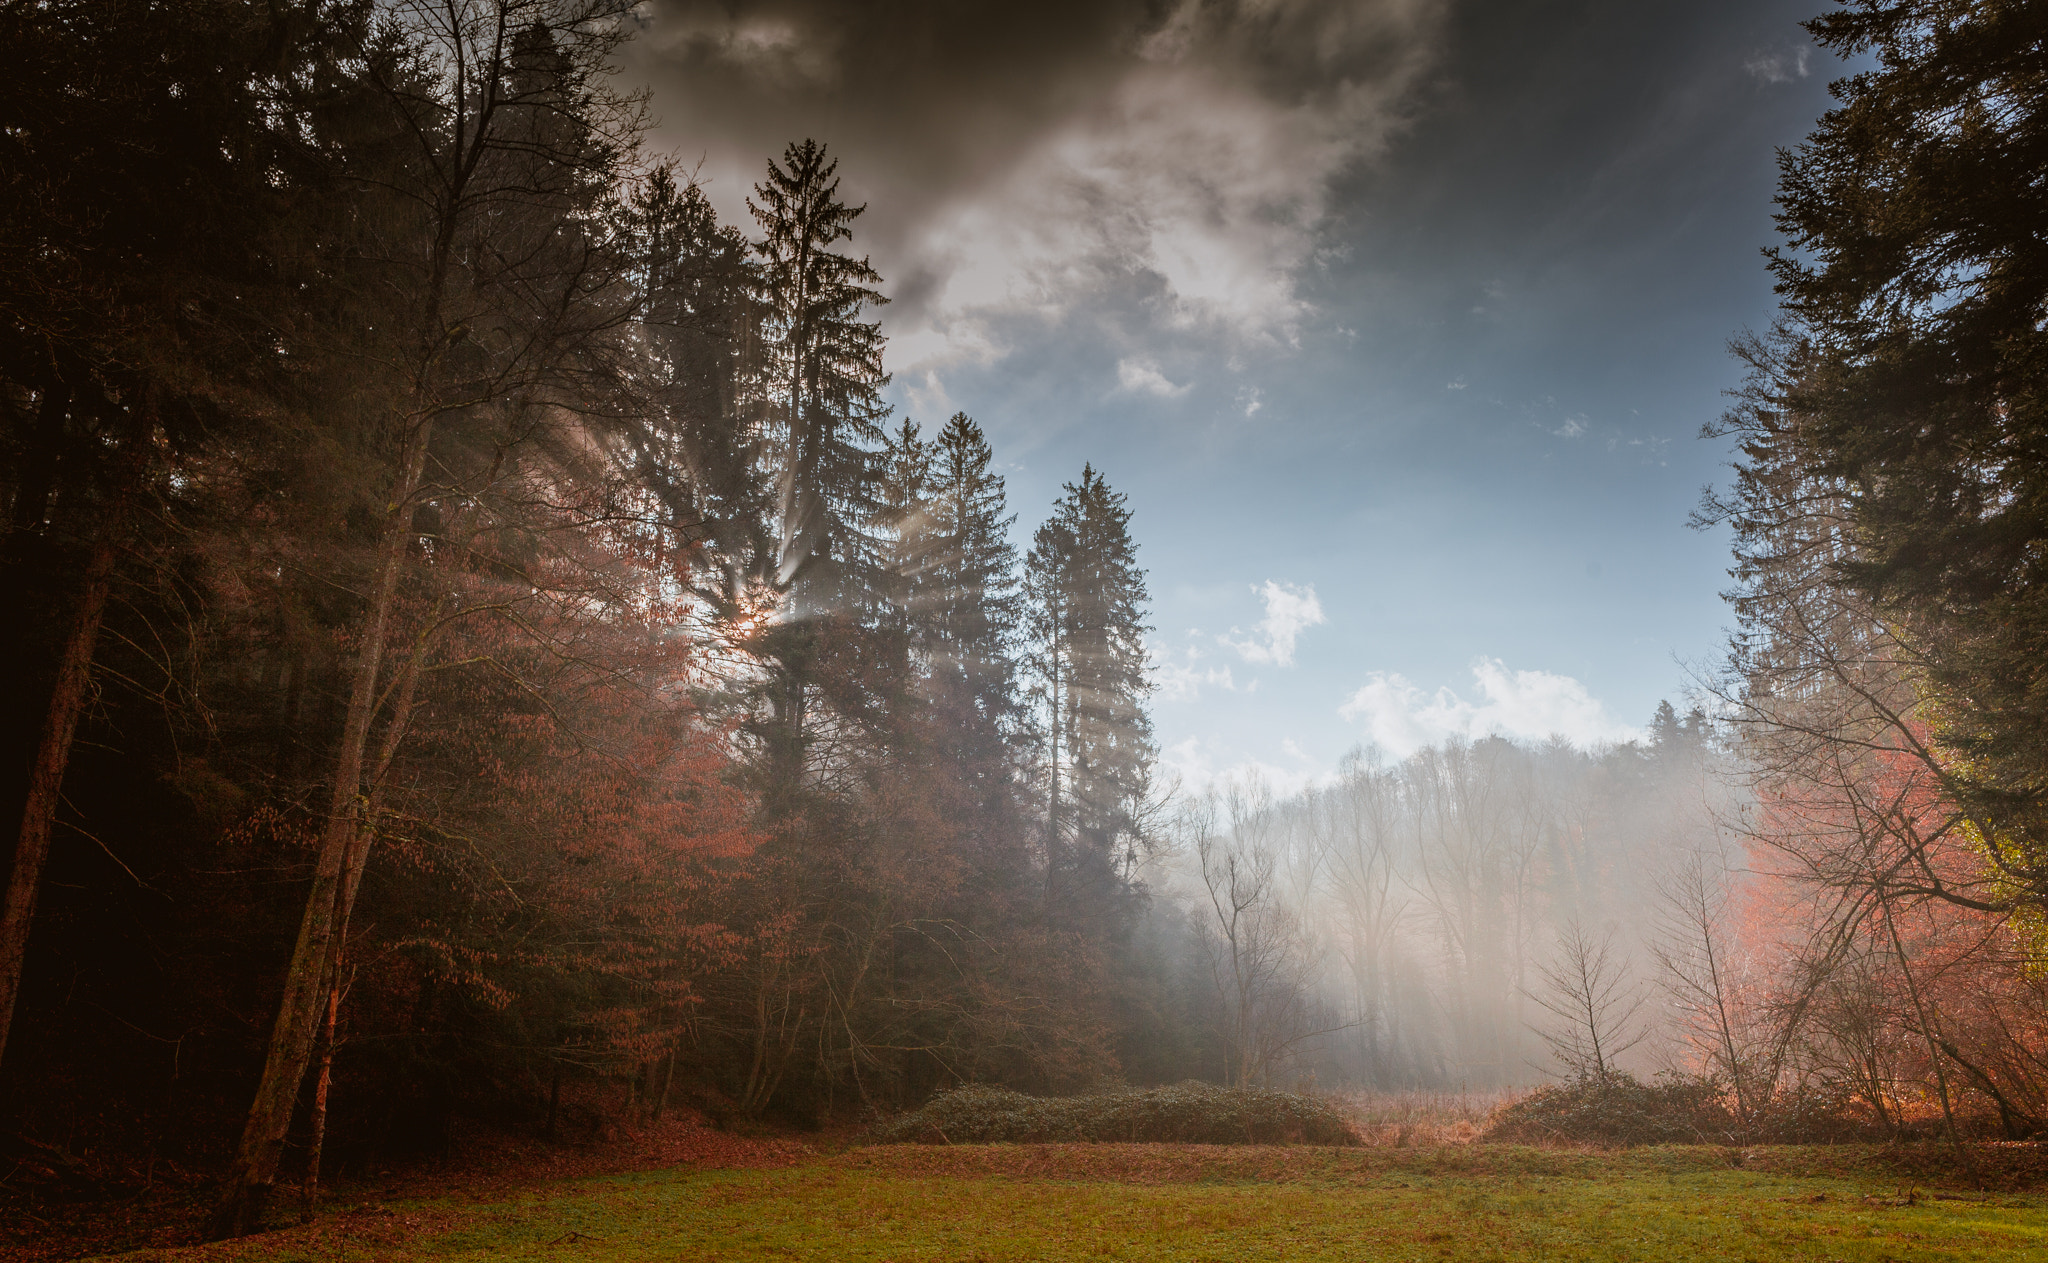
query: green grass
94 1145 2048 1262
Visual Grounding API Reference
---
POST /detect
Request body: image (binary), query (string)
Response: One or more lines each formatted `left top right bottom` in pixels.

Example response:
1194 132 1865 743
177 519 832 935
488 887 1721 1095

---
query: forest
4 0 2048 1249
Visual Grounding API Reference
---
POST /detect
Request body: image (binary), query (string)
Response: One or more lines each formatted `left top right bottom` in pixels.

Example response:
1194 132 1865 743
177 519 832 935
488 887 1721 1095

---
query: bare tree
1316 749 1409 1082
1528 920 1646 1080
1196 779 1331 1088
208 0 649 1234
1652 843 1793 1127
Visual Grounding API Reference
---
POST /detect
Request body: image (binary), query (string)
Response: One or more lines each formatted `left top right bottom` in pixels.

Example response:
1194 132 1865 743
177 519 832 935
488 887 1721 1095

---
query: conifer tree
1766 0 2048 890
750 139 889 612
910 414 1025 757
0 0 356 1086
877 416 934 636
1026 466 1155 907
745 140 890 808
620 161 770 606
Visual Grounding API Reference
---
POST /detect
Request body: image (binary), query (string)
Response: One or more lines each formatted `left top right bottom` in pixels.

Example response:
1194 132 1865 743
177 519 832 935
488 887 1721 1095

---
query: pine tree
1026 465 1155 908
1766 0 2048 885
745 140 890 810
749 139 889 613
877 416 934 636
0 0 358 1090
620 161 770 606
911 414 1025 759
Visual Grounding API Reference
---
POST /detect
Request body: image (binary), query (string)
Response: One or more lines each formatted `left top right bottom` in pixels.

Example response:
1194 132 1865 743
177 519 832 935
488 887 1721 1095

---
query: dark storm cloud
621 0 1447 397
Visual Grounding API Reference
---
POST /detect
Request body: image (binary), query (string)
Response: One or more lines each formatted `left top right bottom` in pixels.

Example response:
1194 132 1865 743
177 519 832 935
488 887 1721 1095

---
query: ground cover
872 1082 1361 1145
58 1143 2048 1263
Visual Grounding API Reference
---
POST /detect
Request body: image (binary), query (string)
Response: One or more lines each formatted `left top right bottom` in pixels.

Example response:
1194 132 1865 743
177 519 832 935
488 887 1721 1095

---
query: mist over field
1137 715 1736 1093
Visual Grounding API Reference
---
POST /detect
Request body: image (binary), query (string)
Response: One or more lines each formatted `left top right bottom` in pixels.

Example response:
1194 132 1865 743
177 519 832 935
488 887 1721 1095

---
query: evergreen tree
746 140 890 809
620 161 770 606
0 0 364 1093
910 414 1026 760
877 416 934 637
749 139 889 612
1766 0 2048 887
1026 465 1155 906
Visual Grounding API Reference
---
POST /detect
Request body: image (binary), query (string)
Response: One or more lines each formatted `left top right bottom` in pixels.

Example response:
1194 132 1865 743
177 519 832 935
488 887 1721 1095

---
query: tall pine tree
907 415 1025 765
1027 465 1154 914
746 140 890 809
750 139 889 612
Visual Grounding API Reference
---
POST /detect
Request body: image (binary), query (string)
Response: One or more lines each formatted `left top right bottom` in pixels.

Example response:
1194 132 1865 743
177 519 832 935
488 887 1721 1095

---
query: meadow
59 1142 2047 1263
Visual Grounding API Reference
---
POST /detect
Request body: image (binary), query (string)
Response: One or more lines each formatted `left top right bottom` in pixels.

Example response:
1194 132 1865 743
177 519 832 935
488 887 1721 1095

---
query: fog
1128 710 1742 1091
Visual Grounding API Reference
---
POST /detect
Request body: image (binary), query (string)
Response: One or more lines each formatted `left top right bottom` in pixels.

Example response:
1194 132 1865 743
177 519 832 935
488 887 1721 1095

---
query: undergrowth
869 1082 1361 1146
1481 1072 1927 1146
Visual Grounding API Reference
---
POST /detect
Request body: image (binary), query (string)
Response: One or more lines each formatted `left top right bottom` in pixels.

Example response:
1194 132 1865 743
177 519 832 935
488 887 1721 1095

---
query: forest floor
8 1121 2048 1262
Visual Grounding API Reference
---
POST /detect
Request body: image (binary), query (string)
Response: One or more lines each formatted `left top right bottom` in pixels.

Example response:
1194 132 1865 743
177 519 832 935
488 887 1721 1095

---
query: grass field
83 1143 2048 1263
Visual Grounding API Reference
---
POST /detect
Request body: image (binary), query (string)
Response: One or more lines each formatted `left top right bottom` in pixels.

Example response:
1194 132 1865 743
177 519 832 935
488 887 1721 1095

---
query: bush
1482 1072 1951 1147
871 1082 1361 1146
1482 1072 1732 1146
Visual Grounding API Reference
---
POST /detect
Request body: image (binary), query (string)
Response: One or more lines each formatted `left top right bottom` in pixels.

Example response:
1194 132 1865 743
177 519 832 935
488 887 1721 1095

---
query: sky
618 0 1842 791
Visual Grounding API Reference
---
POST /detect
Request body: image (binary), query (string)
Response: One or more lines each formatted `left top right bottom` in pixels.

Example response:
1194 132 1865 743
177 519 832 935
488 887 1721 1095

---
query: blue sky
622 0 1841 788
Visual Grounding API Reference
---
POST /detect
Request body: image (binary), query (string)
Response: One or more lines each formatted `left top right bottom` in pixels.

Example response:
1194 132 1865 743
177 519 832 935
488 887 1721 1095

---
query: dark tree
902 414 1026 779
0 0 353 1080
745 140 890 811
750 139 889 610
1768 0 2048 890
619 162 772 605
1026 466 1155 912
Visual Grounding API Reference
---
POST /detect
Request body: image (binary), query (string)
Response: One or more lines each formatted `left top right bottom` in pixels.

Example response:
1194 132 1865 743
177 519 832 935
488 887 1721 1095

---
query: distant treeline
1144 712 1729 1096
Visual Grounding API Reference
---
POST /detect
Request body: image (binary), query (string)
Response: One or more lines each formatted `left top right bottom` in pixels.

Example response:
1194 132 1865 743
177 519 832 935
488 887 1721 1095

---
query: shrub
1482 1072 1956 1147
1482 1072 1733 1146
871 1082 1361 1146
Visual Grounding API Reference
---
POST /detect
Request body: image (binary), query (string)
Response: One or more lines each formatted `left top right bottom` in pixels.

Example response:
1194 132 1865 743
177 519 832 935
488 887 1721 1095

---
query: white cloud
1160 734 1322 795
1221 580 1325 667
1338 657 1640 756
1152 646 1238 702
1553 415 1586 439
1117 357 1191 398
880 2 1445 373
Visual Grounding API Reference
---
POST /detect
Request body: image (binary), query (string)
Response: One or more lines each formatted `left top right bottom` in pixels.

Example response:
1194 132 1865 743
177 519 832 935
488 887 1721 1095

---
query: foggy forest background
4 0 2047 1235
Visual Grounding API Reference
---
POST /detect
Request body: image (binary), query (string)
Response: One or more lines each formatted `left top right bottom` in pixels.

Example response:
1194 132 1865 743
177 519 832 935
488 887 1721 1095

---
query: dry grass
1324 1088 1528 1147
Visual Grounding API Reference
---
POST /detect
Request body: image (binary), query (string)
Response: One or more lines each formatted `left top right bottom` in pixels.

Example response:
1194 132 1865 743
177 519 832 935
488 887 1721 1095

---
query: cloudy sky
620 0 1839 789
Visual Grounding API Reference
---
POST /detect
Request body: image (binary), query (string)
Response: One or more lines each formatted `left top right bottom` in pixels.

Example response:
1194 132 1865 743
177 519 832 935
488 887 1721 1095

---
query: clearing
58 1142 2048 1262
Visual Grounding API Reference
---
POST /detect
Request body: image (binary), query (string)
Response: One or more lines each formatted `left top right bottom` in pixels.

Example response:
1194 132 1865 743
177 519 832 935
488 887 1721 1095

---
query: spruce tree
1766 0 2048 879
746 140 890 808
621 161 770 606
877 415 934 637
913 414 1025 753
749 138 889 613
1027 465 1155 907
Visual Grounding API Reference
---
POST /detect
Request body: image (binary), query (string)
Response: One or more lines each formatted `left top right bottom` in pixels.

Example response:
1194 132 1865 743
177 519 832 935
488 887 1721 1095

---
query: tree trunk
299 974 341 1223
206 418 432 1240
653 1042 677 1121
0 524 120 1073
1044 644 1060 915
